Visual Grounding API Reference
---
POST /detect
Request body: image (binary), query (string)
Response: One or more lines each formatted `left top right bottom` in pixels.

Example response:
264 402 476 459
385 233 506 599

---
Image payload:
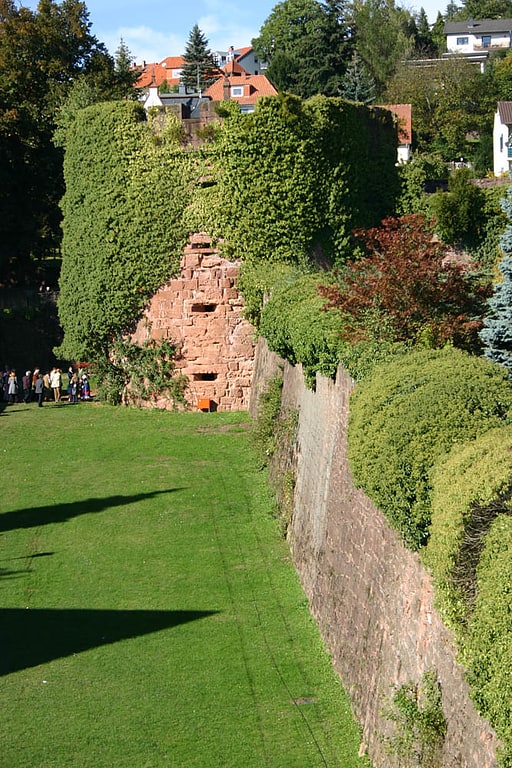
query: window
231 85 244 97
191 303 216 313
501 134 504 152
456 36 468 45
482 35 491 47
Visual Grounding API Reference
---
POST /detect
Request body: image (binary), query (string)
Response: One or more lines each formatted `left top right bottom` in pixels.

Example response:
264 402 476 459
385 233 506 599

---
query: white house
444 18 512 69
493 101 512 176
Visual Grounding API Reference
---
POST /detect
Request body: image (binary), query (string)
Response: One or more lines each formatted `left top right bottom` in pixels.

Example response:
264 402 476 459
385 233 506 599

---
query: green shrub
259 273 346 387
348 348 512 549
424 425 512 630
466 515 512 768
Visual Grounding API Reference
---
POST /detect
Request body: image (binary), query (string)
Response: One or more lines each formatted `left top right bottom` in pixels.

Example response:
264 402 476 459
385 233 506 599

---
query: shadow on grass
0 607 218 675
0 489 185 534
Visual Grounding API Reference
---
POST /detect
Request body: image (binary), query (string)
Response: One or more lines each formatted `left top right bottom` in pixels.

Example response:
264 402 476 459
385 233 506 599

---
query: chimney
223 76 230 101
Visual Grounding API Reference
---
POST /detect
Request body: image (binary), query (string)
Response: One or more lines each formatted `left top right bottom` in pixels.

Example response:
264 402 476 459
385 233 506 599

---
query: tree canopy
252 0 354 97
0 0 134 286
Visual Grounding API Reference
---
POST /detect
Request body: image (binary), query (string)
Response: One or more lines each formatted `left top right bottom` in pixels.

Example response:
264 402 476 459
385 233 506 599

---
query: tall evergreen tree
180 25 220 93
480 192 512 375
413 8 437 57
340 51 376 103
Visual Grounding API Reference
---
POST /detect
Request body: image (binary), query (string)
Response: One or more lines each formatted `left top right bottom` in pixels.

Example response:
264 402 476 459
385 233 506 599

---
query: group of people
1 365 91 407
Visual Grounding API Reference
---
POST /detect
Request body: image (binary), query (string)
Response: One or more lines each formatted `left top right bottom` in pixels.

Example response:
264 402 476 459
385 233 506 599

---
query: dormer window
231 85 244 97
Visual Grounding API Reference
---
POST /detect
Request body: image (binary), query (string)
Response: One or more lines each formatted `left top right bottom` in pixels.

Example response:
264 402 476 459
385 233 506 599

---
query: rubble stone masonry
250 337 499 768
132 233 255 411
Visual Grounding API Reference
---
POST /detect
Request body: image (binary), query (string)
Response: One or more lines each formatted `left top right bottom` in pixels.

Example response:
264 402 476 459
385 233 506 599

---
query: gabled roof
379 104 413 144
136 56 185 89
234 46 253 60
444 17 512 35
222 59 248 76
498 100 512 125
205 73 277 104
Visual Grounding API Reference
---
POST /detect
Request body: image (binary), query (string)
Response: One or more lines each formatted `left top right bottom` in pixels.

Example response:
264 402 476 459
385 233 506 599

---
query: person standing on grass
49 367 62 403
7 370 17 403
21 371 31 403
34 373 44 407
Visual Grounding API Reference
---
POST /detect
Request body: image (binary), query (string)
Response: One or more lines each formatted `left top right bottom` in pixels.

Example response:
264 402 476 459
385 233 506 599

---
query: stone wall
132 234 255 411
250 337 499 768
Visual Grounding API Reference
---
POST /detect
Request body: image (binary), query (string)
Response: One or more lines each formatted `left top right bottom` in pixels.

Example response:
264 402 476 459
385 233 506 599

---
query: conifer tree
480 194 512 375
180 24 220 93
340 51 376 103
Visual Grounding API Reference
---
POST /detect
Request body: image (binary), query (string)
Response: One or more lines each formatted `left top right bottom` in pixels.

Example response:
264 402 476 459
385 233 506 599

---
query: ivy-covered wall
58 101 192 361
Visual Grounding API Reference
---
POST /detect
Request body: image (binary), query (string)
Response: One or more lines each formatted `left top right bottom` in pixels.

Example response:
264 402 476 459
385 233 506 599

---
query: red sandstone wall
132 234 255 411
250 337 499 768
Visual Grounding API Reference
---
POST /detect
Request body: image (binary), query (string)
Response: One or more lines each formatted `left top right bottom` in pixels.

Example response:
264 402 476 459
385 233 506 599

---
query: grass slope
0 403 368 768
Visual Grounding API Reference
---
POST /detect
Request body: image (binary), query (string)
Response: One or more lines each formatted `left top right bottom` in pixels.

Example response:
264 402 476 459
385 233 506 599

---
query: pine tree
340 51 376 103
479 192 512 375
180 24 220 93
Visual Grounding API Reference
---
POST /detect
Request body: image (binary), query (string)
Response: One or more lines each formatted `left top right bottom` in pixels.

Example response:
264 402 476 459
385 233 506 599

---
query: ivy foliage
258 271 346 387
57 101 191 362
348 347 512 549
94 337 188 407
425 425 512 631
213 93 399 270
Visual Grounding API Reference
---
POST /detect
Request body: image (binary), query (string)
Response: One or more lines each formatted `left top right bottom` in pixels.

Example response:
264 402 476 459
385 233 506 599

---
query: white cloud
100 25 187 64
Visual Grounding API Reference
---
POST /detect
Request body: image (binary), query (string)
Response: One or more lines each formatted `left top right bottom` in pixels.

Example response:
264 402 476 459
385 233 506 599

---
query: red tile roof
205 73 277 104
379 104 413 144
136 56 185 89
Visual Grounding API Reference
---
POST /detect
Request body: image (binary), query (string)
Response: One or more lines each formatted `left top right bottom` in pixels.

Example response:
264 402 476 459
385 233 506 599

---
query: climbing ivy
57 101 191 362
212 93 399 270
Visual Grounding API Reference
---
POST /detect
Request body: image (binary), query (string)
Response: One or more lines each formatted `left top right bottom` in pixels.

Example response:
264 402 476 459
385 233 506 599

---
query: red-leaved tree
318 214 491 351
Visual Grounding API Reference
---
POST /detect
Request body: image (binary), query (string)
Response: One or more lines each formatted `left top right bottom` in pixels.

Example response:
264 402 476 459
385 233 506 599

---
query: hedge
424 425 512 630
347 348 512 549
466 515 512 768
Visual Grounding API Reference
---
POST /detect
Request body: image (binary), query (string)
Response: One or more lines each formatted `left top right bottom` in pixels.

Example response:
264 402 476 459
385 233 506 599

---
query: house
136 56 185 90
493 101 512 175
444 18 512 70
213 45 266 75
204 60 277 113
136 46 266 95
377 104 413 164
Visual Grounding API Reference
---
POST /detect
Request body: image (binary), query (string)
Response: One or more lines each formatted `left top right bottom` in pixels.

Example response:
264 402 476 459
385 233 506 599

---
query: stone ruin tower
132 233 255 411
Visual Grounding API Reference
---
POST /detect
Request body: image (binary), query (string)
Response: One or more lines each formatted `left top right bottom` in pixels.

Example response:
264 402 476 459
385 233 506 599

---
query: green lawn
0 402 368 768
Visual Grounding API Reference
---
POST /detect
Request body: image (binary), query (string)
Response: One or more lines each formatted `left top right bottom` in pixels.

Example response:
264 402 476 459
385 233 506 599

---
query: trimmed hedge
425 425 512 630
348 348 512 549
466 515 512 768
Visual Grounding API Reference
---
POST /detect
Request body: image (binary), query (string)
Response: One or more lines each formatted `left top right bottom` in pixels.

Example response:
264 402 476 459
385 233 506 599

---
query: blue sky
20 0 446 65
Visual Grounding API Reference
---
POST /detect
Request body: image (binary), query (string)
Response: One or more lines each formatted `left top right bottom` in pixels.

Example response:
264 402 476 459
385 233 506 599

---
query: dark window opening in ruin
191 303 216 313
193 373 217 381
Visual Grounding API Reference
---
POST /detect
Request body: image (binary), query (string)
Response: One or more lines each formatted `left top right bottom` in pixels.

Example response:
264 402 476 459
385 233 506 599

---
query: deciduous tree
0 0 127 285
252 0 353 97
319 213 491 350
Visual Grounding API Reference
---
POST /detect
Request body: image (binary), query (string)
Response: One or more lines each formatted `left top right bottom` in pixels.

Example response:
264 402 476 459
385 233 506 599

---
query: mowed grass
0 402 368 768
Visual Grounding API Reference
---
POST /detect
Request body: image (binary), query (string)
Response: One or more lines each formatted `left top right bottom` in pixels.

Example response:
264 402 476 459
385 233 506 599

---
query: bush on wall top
258 272 346 387
348 347 512 550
